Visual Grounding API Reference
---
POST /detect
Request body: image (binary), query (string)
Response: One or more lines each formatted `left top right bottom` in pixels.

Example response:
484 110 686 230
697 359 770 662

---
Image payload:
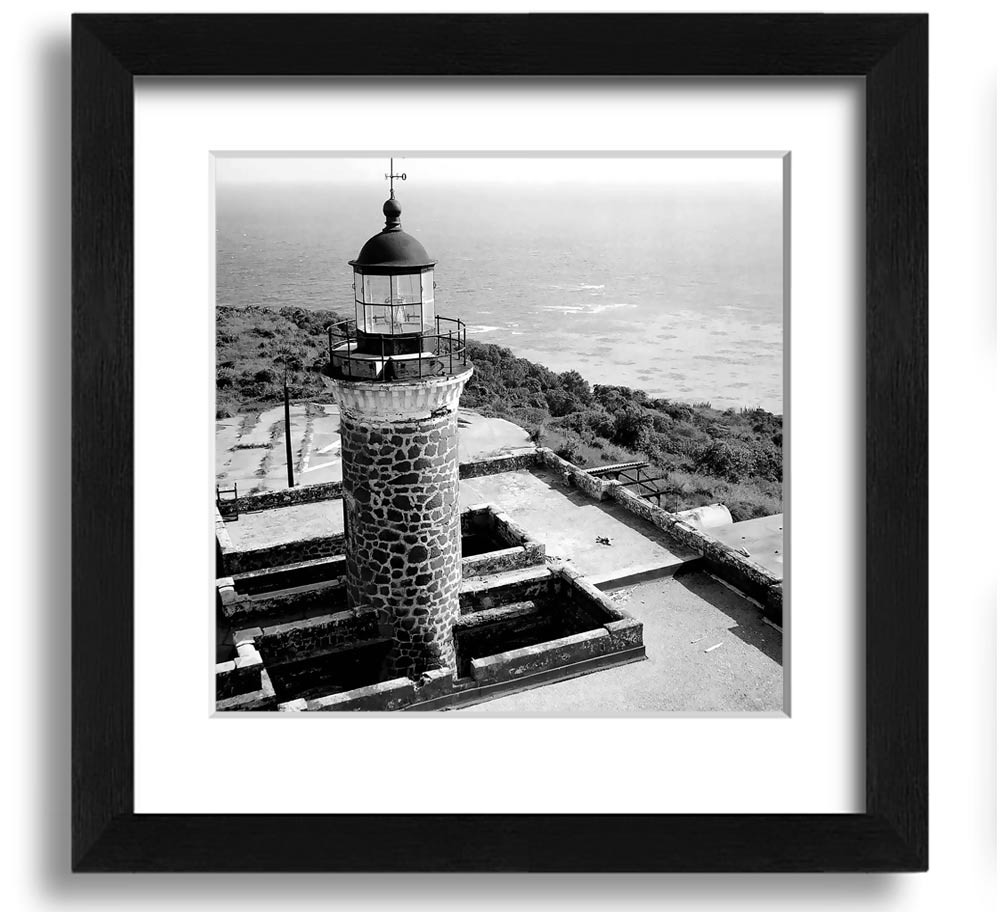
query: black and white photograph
213 155 786 713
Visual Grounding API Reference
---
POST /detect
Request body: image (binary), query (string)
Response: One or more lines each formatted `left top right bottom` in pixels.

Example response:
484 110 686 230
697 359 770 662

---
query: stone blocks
226 532 345 575
538 448 611 500
215 637 265 699
234 480 343 514
339 381 467 678
256 607 380 664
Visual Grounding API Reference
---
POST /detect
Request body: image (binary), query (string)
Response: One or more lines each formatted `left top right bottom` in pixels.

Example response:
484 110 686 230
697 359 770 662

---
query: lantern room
327 163 468 384
349 195 436 337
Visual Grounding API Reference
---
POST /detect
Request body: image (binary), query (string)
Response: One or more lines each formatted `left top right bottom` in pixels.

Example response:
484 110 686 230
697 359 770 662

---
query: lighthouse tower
327 165 472 679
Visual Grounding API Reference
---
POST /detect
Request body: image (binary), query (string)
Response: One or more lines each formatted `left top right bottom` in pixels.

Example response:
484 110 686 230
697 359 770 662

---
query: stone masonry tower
326 165 472 678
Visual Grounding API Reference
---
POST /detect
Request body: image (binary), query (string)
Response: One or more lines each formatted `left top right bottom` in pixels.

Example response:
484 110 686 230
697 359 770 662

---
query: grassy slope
217 306 783 520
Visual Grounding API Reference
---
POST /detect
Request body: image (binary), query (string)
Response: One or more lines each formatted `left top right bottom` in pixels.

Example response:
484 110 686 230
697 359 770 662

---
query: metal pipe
283 374 295 488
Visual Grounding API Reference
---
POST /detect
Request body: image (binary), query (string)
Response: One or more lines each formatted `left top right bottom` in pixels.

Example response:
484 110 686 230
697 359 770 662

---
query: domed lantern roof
347 165 439 344
349 196 436 274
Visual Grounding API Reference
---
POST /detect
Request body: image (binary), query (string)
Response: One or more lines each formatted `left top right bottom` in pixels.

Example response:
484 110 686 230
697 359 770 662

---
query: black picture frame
72 13 928 872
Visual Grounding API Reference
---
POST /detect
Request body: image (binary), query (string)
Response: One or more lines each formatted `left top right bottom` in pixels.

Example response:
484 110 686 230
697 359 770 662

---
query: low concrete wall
307 677 416 712
226 449 542 520
250 606 381 664
606 483 783 620
222 577 349 621
235 480 343 513
215 635 265 700
554 563 630 625
463 546 537 579
460 503 546 579
470 627 616 685
216 667 277 712
538 448 610 500
460 566 552 613
226 532 346 575
458 563 643 674
765 582 783 625
231 553 346 593
279 666 454 712
459 448 541 479
215 506 237 577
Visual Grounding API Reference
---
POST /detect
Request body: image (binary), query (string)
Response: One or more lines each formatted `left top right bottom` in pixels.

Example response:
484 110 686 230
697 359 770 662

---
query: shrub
611 405 652 450
695 439 783 483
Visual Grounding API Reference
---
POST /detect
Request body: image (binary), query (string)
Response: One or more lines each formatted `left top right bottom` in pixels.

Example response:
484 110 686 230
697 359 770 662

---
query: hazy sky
214 154 783 186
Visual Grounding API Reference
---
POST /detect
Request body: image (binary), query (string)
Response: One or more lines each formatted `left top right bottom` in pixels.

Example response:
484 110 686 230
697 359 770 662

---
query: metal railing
584 460 651 478
595 464 672 506
325 315 469 382
216 483 239 520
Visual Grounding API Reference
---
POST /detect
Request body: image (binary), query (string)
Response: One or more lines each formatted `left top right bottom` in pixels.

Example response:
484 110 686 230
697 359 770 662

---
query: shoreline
217 303 782 419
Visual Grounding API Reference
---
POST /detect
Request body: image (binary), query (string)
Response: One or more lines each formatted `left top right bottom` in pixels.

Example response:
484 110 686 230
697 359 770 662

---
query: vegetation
217 306 783 520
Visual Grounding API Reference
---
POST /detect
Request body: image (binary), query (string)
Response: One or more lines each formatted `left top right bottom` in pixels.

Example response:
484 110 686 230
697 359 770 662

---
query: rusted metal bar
620 476 667 496
585 460 650 477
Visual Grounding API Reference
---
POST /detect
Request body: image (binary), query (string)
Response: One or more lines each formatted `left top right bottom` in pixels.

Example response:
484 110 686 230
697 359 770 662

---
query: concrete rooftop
711 513 784 579
460 468 697 583
228 466 699 584
459 570 783 713
219 464 784 712
217 406 531 495
227 500 344 551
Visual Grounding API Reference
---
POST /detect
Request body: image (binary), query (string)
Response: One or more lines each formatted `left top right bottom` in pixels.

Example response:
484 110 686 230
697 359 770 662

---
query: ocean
216 179 783 413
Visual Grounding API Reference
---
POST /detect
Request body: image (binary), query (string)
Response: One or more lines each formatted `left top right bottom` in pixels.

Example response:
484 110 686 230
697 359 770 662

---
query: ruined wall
538 448 610 500
340 408 463 677
248 606 381 665
215 506 237 577
225 532 345 575
215 632 266 702
458 449 540 479
234 479 343 513
606 483 783 621
460 504 546 578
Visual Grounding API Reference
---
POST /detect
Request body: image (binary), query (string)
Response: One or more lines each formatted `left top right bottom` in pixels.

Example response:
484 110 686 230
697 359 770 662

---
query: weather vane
385 157 406 197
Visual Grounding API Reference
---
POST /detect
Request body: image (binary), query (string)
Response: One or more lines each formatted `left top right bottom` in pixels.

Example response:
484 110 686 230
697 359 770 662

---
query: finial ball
383 197 402 220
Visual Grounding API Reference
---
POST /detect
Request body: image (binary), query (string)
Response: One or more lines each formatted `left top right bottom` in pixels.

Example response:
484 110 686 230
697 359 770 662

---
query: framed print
72 13 928 871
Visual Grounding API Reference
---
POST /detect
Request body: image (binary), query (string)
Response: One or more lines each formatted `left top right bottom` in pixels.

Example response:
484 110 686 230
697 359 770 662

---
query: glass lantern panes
354 268 435 335
420 270 435 329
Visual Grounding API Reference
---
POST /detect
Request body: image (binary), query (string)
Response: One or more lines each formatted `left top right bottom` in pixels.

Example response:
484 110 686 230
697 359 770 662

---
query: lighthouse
327 163 472 679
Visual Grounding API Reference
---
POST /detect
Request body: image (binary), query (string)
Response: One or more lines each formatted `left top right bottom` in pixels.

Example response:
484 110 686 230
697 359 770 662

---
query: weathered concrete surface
216 405 531 497
224 466 697 580
710 513 784 579
226 500 344 551
456 408 532 461
459 469 697 582
459 570 783 713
